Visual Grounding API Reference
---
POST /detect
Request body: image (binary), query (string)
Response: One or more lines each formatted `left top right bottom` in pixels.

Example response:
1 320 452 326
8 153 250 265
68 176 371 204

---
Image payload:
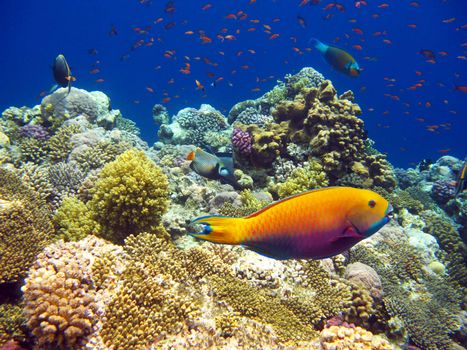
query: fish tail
309 37 328 54
190 215 245 244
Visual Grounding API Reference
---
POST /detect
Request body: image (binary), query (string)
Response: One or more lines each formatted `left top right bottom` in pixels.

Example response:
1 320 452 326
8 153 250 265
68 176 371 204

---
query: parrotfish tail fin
190 215 244 244
309 37 328 54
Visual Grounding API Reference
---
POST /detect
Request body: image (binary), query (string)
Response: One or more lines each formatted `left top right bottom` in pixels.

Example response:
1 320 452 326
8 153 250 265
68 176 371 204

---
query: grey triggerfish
311 38 360 77
187 148 240 189
53 54 75 95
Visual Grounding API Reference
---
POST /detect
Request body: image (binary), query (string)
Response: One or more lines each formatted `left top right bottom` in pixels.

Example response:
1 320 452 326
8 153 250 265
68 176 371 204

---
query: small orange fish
352 28 363 35
269 33 280 39
95 78 104 83
195 79 205 91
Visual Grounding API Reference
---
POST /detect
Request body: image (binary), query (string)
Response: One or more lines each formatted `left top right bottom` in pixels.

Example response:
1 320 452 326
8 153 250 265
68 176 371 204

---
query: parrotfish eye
368 200 376 208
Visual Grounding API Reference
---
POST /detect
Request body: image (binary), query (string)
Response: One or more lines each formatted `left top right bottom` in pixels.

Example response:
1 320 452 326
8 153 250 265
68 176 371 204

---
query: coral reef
1 70 465 350
158 104 229 148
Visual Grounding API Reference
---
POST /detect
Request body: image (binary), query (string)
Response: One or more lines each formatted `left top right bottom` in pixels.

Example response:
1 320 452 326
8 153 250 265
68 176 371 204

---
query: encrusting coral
0 168 55 284
88 149 169 243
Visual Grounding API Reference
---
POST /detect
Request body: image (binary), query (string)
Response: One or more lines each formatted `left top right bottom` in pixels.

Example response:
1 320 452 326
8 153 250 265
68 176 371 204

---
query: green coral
88 149 169 243
47 124 82 162
100 230 197 349
218 190 270 217
73 140 130 172
350 229 463 349
19 137 49 164
421 211 467 287
390 189 425 215
272 160 329 199
53 197 100 242
0 168 55 283
0 303 27 346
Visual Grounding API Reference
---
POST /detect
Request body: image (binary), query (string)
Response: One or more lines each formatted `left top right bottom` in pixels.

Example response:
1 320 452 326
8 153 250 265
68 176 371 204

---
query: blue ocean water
1 0 466 167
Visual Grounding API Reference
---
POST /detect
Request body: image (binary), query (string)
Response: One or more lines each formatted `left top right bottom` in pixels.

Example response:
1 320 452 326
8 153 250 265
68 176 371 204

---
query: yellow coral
54 197 101 241
319 325 393 350
89 149 169 243
274 160 329 199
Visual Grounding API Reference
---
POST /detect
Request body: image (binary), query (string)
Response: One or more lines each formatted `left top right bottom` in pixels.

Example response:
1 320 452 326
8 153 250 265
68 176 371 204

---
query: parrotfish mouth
385 203 394 222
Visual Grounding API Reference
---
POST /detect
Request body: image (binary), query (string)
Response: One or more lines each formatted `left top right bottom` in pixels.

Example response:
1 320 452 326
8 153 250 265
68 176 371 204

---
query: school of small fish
44 0 466 157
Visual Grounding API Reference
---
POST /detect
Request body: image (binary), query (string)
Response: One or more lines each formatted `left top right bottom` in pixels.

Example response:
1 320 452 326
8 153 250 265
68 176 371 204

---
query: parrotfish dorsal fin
246 186 345 219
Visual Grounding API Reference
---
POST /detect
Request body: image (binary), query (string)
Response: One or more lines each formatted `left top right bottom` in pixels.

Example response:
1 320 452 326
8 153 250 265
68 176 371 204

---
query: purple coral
431 179 456 204
231 128 252 157
19 124 49 140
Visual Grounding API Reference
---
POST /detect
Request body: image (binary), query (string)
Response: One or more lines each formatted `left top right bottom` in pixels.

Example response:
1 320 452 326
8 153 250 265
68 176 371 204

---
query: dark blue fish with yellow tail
187 148 241 189
52 54 75 95
311 38 361 77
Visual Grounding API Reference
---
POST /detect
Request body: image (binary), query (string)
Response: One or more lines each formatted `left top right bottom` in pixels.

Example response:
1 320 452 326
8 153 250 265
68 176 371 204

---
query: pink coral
231 127 252 157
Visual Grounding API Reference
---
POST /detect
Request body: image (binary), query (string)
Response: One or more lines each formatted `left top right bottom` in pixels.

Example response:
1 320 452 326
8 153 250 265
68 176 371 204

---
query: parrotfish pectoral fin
190 215 244 244
331 225 363 243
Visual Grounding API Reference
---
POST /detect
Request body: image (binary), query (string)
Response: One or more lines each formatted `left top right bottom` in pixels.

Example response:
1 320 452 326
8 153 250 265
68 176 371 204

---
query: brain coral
88 149 169 243
0 169 54 284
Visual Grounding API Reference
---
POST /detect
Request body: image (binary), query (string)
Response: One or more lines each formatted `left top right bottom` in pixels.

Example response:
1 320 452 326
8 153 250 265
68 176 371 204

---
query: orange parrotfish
311 38 361 77
191 187 392 259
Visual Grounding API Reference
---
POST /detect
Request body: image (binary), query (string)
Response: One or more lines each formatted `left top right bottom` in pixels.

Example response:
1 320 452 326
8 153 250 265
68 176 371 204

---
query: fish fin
246 187 344 219
187 151 196 160
330 225 363 243
190 215 244 244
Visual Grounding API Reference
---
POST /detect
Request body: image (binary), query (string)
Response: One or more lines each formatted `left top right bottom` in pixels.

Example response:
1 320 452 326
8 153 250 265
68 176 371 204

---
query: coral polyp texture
0 67 465 349
89 149 169 242
0 168 55 284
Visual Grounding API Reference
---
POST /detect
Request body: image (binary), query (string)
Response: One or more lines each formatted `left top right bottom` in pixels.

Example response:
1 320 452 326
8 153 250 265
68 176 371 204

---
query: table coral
0 169 54 284
88 149 169 243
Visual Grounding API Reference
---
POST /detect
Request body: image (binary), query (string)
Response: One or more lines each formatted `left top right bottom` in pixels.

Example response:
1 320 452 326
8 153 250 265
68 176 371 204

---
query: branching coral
47 124 82 162
53 197 100 242
71 140 130 172
19 137 49 164
99 229 197 349
0 169 54 283
0 303 27 347
218 189 270 217
271 160 329 199
88 149 169 243
421 211 467 287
